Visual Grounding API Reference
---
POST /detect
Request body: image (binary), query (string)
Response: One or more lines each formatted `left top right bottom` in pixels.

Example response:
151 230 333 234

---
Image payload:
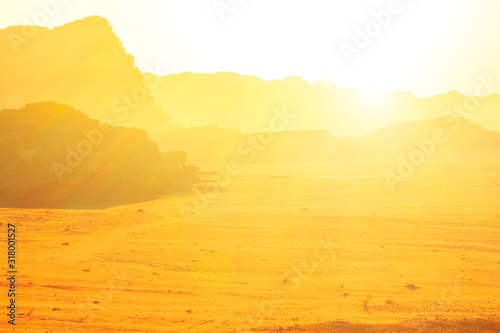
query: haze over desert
1 1 500 332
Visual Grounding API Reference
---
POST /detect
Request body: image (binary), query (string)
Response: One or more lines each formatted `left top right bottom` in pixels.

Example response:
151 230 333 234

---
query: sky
1 0 499 97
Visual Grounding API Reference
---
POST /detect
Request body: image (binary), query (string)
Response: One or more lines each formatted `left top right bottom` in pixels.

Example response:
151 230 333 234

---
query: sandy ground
1 158 500 332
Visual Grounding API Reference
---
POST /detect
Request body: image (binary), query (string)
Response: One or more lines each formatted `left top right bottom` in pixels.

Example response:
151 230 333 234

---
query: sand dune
2 158 499 332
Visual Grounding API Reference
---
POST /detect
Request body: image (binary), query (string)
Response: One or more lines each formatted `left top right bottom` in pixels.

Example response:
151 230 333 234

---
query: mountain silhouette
0 16 179 133
147 72 500 137
151 118 500 166
0 102 198 208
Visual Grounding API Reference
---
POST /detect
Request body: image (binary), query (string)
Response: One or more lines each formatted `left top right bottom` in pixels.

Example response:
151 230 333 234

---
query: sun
362 88 385 104
357 88 389 122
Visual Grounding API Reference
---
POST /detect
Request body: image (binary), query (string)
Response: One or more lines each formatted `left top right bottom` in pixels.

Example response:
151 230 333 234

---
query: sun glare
362 88 385 105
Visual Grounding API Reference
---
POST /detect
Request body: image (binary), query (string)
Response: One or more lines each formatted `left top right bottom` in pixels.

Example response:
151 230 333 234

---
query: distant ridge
151 117 500 166
147 71 500 137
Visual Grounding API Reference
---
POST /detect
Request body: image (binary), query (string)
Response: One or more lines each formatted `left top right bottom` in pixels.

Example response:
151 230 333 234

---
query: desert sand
2 157 500 332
